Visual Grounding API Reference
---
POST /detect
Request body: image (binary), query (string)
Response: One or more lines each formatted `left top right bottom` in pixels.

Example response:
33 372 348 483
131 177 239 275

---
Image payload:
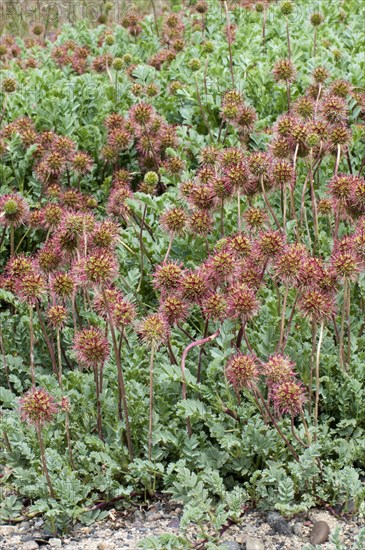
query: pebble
97 543 116 550
266 512 292 536
49 538 62 547
245 536 265 550
221 542 241 550
292 522 303 537
310 520 330 545
21 542 39 550
145 512 163 521
0 526 15 536
167 518 180 529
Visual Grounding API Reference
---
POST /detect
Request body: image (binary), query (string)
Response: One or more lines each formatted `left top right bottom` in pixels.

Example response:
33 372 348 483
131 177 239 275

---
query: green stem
36 424 55 498
314 321 324 438
148 346 155 462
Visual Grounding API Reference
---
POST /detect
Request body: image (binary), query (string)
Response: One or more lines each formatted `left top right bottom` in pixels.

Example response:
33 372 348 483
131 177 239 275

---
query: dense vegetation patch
0 0 365 545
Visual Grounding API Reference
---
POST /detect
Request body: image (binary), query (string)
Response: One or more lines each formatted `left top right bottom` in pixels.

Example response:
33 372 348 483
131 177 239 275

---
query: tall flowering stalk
138 313 170 460
75 251 133 457
299 288 334 433
74 327 110 441
280 1 294 61
20 387 59 498
15 268 47 385
331 248 359 369
47 305 68 387
60 396 75 470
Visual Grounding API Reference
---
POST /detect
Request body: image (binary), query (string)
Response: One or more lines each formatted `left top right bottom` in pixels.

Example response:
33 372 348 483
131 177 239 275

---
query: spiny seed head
40 204 63 230
321 95 347 123
202 40 214 54
188 58 201 72
82 252 118 286
91 220 119 250
223 89 243 107
225 353 260 390
202 292 227 321
20 387 59 427
331 250 359 281
36 244 63 274
298 256 324 287
299 289 335 320
0 194 29 227
72 152 93 173
112 297 136 328
31 23 44 36
153 261 183 294
244 207 267 231
236 104 257 129
248 152 271 177
159 295 189 325
160 207 187 235
47 305 68 328
4 254 32 279
328 174 353 201
329 125 351 147
112 57 123 71
180 270 210 304
189 185 216 210
208 249 236 281
271 379 306 417
280 1 294 16
228 233 252 257
330 79 352 98
306 133 320 148
2 78 17 93
256 230 285 259
274 244 307 283
189 209 213 236
129 102 154 125
137 313 170 347
74 327 110 368
263 354 295 386
312 66 330 84
272 159 295 186
50 272 75 299
16 268 47 305
227 283 259 321
294 96 315 120
219 147 245 167
310 12 324 26
273 59 296 83
225 161 249 190
211 177 233 199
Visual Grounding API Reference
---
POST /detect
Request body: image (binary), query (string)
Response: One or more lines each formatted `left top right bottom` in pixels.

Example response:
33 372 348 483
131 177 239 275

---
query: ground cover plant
1 0 365 546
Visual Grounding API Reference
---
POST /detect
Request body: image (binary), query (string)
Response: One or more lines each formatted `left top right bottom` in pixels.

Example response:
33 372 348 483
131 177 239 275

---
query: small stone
21 542 39 550
292 522 303 537
34 520 44 528
167 518 180 529
49 538 62 548
221 542 241 550
97 544 116 550
245 537 265 550
19 522 31 532
145 512 163 521
266 512 292 535
310 521 330 545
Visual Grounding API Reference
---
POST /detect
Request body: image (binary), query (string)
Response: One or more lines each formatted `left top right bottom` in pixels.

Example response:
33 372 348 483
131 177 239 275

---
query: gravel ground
0 505 364 549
